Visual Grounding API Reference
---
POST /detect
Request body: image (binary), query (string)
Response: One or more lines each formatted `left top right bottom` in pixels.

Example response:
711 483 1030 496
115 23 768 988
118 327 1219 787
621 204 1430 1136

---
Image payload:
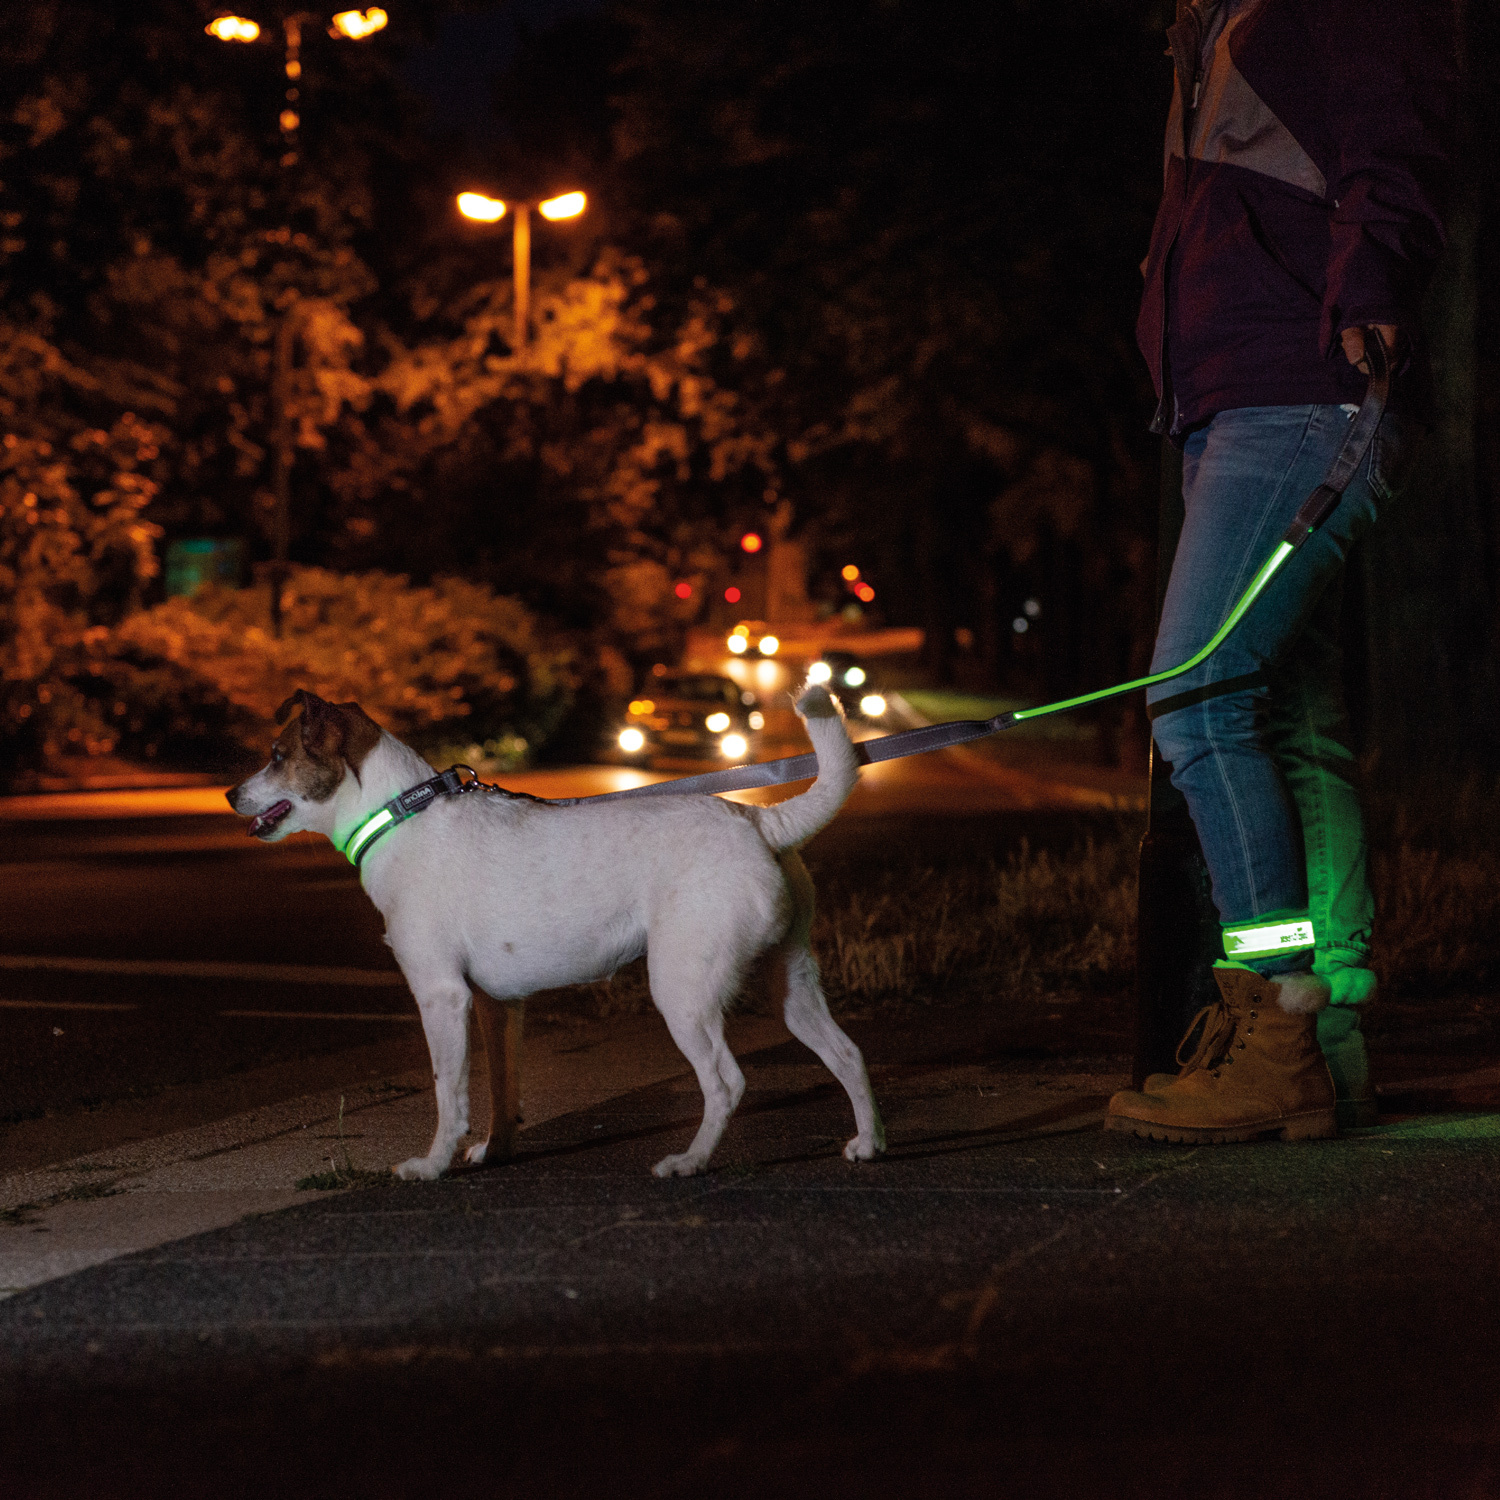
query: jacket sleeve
1312 0 1460 354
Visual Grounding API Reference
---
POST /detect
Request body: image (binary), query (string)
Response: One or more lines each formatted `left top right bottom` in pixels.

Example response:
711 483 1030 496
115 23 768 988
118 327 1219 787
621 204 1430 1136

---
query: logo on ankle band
1223 916 1315 961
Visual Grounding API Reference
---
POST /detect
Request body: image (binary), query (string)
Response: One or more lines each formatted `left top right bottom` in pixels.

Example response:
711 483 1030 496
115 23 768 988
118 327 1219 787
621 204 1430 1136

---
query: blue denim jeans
1147 404 1413 986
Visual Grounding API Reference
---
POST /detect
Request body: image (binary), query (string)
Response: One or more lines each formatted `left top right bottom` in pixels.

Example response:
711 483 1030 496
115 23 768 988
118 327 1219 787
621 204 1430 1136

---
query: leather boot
1107 966 1336 1143
1145 979 1376 1128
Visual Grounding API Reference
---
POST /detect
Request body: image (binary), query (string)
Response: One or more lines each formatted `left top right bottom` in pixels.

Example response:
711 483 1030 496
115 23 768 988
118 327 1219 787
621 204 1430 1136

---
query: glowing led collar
341 767 471 870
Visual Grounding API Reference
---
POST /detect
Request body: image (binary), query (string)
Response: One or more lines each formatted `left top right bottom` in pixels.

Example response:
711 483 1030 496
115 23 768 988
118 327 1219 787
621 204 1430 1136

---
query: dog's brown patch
275 689 384 790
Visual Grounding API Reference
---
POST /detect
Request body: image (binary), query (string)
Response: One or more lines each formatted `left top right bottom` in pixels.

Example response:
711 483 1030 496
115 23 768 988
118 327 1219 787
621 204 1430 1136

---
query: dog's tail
751 684 859 852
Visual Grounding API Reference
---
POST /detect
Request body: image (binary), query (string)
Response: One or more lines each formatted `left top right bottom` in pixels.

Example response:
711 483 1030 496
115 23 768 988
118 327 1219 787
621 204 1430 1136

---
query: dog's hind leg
650 1009 745 1178
394 968 472 1181
777 942 886 1162
648 943 746 1177
466 993 523 1166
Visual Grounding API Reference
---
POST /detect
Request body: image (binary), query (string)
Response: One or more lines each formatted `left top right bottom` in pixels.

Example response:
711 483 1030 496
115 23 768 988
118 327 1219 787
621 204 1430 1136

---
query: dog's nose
226 785 243 811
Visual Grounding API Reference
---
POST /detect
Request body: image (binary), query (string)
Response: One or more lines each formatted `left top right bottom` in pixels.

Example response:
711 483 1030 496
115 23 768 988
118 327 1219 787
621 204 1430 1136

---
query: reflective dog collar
342 767 472 870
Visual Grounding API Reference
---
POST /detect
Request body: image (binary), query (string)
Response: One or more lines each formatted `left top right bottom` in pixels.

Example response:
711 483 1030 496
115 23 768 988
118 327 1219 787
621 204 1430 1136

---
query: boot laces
1175 1001 1238 1076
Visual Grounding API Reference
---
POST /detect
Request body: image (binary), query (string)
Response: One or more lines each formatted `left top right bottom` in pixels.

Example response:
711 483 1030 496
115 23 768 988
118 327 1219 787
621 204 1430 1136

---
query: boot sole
1103 1106 1338 1144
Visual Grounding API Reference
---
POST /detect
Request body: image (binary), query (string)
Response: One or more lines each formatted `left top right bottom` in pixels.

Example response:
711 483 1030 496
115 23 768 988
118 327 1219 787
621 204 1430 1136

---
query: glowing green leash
580 335 1391 804
345 337 1393 841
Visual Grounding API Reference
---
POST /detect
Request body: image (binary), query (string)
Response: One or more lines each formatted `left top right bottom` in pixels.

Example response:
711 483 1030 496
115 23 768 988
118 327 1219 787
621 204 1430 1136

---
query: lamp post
206 8 389 635
456 191 588 356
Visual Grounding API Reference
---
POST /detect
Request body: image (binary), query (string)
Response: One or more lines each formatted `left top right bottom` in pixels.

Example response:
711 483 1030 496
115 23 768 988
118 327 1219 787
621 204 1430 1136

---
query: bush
107 567 582 765
0 413 165 782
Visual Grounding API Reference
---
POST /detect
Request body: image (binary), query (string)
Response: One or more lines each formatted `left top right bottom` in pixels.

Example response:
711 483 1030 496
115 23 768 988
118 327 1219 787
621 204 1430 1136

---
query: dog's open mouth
246 800 294 839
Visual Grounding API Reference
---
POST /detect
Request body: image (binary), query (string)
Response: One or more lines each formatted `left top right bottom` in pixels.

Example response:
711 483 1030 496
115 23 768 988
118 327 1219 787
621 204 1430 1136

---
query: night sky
399 0 603 142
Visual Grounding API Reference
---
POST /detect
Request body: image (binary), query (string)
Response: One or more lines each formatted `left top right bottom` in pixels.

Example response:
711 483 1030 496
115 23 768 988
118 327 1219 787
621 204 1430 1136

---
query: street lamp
207 9 387 166
456 191 588 356
205 9 388 636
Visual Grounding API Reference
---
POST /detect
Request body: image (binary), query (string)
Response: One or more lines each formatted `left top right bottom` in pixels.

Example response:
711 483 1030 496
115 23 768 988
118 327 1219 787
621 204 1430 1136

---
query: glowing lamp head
806 661 833 685
618 727 646 753
740 532 763 554
330 8 388 39
206 15 260 41
720 733 749 760
457 192 506 223
855 583 876 603
726 634 748 655
841 564 860 582
859 694 887 718
705 713 731 733
757 635 779 656
538 192 587 221
842 665 866 687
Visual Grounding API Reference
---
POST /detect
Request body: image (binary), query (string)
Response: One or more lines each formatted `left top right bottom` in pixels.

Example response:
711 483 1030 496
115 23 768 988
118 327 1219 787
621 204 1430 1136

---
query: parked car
808 650 888 721
725 621 780 657
613 673 765 764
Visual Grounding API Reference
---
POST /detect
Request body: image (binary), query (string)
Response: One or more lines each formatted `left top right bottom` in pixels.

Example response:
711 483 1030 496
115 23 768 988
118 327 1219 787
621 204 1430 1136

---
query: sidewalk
0 1010 1120 1300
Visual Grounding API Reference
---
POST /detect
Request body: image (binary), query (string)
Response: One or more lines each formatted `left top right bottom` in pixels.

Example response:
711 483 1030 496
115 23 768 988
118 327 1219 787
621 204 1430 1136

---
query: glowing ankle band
1222 916 1316 962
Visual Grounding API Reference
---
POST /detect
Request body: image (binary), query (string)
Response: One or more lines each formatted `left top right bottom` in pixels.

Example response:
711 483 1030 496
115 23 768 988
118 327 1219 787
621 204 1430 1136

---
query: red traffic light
674 582 693 599
724 586 742 604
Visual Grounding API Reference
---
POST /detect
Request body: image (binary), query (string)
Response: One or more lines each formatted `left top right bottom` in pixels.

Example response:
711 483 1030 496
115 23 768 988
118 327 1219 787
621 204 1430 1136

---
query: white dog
227 685 885 1180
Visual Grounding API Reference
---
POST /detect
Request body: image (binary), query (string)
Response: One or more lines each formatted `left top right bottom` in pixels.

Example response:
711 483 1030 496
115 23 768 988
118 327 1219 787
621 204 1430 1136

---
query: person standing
1106 0 1459 1141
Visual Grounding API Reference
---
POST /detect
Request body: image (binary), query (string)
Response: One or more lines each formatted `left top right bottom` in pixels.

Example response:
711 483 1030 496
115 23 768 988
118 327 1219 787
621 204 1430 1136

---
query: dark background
1 0 1495 779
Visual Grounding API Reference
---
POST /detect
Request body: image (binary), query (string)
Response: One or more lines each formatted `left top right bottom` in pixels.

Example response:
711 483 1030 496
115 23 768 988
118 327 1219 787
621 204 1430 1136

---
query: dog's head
226 690 383 841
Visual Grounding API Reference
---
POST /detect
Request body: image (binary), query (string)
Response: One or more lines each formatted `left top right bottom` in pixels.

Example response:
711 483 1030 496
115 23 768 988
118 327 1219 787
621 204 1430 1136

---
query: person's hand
1340 324 1398 374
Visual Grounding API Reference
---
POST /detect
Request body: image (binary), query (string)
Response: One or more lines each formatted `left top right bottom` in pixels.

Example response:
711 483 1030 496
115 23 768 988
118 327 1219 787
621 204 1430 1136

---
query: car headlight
757 635 779 655
705 712 731 732
859 694 887 718
719 733 748 759
748 710 764 730
806 661 833 684
843 665 866 687
618 728 646 753
726 635 748 654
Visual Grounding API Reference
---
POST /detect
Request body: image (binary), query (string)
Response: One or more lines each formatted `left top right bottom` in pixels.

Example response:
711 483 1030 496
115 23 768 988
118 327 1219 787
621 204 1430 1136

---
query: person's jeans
1146 404 1414 985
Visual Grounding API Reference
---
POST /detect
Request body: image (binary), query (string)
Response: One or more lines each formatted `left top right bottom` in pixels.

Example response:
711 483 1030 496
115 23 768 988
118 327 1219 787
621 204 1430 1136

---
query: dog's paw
464 1140 490 1166
843 1132 885 1163
392 1155 446 1181
652 1151 708 1178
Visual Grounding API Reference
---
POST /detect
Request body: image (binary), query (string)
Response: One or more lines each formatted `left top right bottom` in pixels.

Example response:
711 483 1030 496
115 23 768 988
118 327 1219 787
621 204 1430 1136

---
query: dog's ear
274 688 324 727
332 701 382 779
281 691 344 766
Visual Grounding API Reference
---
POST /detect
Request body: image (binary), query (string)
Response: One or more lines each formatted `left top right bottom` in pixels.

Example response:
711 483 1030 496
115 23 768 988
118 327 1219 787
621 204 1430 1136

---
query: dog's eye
271 747 284 764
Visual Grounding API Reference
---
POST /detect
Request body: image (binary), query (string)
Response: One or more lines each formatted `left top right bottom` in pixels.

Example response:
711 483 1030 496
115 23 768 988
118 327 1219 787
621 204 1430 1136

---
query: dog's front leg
394 977 472 1181
466 993 523 1166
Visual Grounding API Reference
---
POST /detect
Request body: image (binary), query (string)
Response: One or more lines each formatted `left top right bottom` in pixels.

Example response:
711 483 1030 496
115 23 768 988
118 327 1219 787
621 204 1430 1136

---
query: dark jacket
1136 0 1459 439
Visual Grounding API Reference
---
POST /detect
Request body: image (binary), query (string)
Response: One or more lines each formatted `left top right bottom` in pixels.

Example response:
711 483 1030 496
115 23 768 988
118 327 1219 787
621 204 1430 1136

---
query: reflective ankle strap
1222 914 1315 962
